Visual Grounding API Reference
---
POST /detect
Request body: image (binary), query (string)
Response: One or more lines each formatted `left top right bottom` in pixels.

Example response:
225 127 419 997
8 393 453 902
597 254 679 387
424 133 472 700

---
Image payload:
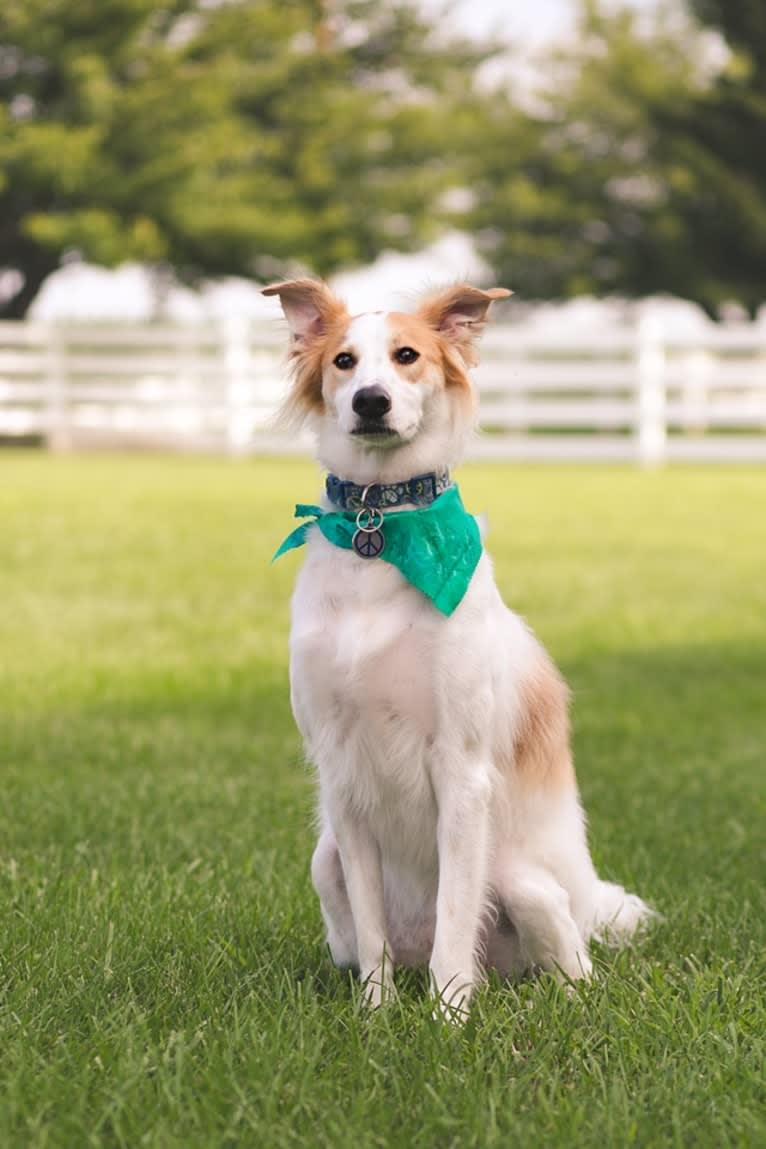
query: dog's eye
333 352 356 370
394 346 420 365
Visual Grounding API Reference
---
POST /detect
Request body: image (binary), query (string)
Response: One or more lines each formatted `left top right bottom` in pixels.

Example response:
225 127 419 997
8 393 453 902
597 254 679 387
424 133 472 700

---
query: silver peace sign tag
352 505 385 559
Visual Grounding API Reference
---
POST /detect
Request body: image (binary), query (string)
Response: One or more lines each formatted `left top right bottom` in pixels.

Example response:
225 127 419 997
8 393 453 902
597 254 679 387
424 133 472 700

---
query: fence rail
1 317 765 463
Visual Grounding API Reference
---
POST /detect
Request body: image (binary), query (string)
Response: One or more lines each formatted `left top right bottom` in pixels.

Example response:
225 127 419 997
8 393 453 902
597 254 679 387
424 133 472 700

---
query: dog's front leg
429 763 491 1020
331 806 393 1007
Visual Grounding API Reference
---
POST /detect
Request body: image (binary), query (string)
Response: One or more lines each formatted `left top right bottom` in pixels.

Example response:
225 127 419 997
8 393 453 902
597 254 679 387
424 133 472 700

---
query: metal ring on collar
355 506 384 532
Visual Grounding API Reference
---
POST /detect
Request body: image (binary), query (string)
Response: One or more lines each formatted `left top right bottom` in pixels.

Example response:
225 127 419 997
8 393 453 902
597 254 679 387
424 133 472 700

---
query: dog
266 278 654 1018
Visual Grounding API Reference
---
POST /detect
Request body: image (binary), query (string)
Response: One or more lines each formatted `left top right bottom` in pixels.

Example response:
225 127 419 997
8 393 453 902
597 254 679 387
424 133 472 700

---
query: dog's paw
431 997 471 1026
429 969 474 1024
560 949 593 983
535 947 593 990
361 966 395 1009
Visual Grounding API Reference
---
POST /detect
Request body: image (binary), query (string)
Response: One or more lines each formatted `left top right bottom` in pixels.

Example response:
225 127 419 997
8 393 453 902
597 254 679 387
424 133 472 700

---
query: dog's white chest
290 537 442 856
291 534 439 714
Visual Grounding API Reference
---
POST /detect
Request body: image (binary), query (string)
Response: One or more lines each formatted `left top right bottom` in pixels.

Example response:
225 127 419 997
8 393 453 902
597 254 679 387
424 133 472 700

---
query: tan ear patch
416 284 511 367
262 279 349 419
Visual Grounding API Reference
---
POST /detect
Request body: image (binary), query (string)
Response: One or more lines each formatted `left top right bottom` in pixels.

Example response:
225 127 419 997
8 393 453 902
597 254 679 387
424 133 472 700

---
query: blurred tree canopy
1 0 764 318
653 0 766 314
0 0 491 317
466 0 766 316
464 4 703 301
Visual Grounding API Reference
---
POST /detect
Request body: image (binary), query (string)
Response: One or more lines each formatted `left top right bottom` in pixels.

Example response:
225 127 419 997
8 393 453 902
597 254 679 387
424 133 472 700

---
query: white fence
1 317 766 462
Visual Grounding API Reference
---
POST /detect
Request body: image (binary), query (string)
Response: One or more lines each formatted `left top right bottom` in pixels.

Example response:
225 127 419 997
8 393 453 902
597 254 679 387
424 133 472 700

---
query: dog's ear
262 279 348 419
417 285 511 366
262 278 347 346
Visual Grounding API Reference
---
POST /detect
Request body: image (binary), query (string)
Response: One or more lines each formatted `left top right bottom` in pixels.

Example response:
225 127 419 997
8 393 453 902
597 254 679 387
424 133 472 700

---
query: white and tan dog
266 278 654 1018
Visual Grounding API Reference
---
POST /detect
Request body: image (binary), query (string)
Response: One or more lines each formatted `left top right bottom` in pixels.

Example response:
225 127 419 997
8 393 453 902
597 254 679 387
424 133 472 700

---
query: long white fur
272 290 655 1018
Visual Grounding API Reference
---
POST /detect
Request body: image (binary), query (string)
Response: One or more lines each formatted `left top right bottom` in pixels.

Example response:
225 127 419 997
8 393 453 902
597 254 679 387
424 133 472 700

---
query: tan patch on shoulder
513 656 575 790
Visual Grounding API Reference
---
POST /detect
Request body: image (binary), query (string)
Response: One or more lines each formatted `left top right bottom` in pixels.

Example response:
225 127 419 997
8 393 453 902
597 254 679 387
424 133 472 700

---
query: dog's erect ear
262 279 348 420
262 278 347 345
416 284 511 365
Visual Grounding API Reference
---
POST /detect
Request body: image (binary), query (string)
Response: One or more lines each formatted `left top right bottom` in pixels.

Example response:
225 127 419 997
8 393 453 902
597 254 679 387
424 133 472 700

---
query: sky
418 0 660 45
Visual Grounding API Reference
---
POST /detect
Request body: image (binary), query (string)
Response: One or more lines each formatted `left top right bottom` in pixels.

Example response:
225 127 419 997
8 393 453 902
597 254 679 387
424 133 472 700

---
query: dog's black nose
352 385 391 420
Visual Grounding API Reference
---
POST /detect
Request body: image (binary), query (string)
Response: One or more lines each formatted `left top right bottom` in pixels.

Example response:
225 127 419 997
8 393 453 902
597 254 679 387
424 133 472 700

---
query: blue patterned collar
325 470 451 511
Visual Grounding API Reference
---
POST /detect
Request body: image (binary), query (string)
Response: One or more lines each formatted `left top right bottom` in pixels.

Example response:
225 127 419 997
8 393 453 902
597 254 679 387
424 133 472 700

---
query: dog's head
263 279 510 478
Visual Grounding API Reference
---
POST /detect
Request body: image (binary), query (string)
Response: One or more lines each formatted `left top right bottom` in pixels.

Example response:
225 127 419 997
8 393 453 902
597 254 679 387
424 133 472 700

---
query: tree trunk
0 258 59 320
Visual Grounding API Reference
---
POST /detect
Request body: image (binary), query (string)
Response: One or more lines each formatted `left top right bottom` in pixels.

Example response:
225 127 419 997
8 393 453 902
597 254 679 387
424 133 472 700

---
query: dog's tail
588 880 659 945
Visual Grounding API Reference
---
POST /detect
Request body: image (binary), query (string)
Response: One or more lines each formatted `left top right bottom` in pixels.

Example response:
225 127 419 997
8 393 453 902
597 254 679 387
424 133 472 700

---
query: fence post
636 316 666 466
45 324 71 451
222 316 252 456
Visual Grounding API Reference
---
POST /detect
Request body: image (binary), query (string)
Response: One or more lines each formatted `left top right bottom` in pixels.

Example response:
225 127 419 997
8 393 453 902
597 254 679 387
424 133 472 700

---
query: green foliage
1 0 764 318
1 454 765 1147
691 0 766 70
652 0 766 315
0 1 490 316
466 0 766 315
465 4 698 302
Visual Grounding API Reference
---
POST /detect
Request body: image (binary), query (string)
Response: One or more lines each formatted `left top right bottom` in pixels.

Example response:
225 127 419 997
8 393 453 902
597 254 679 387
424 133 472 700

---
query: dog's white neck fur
316 420 467 486
315 311 472 486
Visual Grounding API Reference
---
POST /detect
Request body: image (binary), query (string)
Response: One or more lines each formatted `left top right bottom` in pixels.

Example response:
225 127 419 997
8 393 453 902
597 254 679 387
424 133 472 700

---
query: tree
650 0 766 314
0 0 493 317
462 2 713 305
195 1 492 277
465 0 766 316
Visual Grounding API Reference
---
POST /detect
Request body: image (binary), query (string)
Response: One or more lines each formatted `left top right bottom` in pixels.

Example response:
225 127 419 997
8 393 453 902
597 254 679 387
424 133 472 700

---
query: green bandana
273 484 482 616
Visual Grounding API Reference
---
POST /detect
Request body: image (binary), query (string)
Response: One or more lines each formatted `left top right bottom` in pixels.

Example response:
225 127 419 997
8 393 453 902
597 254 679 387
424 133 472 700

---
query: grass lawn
1 451 764 1149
